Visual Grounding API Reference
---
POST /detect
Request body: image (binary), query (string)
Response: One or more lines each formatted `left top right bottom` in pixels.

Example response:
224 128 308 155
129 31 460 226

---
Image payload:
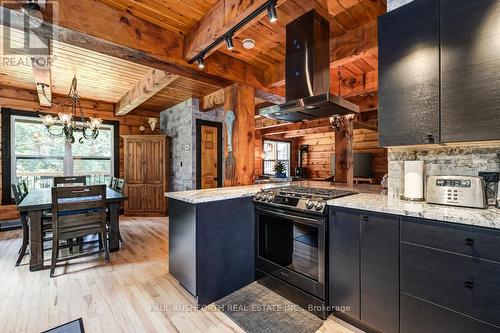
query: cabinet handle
361 215 369 221
465 238 474 246
426 133 435 144
464 280 474 289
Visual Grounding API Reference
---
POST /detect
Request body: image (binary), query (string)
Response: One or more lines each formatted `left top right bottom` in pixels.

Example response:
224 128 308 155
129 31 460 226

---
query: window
11 115 115 189
263 140 291 176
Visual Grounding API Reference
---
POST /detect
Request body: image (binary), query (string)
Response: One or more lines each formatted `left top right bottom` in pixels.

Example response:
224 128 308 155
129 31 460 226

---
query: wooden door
360 212 399 333
124 139 144 184
143 185 165 214
144 138 165 184
125 184 144 215
200 125 219 189
440 0 500 142
378 0 440 146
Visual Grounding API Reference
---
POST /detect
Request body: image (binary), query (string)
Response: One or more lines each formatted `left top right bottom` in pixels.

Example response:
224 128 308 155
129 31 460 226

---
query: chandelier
39 76 103 143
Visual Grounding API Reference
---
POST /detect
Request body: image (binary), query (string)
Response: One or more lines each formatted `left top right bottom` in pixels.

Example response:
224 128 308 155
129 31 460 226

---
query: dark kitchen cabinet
378 0 440 146
360 212 399 333
329 208 399 333
329 209 360 320
401 293 500 333
440 0 500 142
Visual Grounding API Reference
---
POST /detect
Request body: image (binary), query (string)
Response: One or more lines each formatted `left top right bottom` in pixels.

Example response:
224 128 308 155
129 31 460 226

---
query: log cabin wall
255 129 387 183
296 129 387 182
0 86 159 205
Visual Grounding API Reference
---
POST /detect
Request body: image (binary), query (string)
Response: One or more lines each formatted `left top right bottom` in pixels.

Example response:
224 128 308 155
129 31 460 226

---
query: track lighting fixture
197 56 205 69
267 1 278 23
225 35 234 50
187 0 277 66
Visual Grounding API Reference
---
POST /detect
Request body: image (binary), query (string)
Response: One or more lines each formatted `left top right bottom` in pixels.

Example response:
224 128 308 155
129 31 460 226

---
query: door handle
464 280 474 289
465 238 474 246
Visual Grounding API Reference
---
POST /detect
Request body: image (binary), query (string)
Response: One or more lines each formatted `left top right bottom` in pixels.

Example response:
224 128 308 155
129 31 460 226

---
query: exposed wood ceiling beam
255 89 285 104
200 88 225 111
184 0 288 61
32 38 52 107
115 69 178 116
0 2 270 92
200 88 285 112
262 18 378 87
256 109 377 135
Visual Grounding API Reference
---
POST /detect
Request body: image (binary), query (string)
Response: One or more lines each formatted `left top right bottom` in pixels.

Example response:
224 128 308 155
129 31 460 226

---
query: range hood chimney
260 10 359 122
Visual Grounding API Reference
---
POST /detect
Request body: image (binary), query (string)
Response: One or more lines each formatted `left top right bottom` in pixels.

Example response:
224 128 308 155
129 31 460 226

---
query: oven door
255 206 326 300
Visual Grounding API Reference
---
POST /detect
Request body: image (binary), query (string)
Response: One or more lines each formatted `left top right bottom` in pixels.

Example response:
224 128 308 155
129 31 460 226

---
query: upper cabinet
440 0 500 142
378 0 440 146
378 0 500 146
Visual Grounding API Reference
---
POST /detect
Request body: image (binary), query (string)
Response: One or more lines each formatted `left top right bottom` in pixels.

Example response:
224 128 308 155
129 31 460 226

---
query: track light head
225 35 234 50
267 1 277 23
197 56 205 69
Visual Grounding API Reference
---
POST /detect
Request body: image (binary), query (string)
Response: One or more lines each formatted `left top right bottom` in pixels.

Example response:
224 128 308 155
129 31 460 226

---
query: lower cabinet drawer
401 242 500 327
401 217 500 263
401 293 500 333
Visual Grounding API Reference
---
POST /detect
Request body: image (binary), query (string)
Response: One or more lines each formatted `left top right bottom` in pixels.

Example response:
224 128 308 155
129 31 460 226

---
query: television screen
353 153 372 178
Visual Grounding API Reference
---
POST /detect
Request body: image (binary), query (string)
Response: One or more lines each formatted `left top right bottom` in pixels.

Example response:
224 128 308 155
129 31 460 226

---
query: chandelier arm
45 125 64 137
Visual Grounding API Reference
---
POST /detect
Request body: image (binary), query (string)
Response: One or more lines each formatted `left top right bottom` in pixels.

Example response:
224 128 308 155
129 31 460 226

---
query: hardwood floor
0 217 360 333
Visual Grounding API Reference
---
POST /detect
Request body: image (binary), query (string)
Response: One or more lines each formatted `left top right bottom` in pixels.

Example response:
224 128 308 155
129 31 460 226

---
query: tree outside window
12 115 114 190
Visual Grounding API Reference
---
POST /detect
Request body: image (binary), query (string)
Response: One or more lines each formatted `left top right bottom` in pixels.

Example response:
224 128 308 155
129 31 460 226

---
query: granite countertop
328 193 500 229
165 181 382 204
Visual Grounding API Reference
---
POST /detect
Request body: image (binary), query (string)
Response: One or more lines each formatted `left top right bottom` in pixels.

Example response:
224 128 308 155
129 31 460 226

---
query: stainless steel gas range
253 186 356 319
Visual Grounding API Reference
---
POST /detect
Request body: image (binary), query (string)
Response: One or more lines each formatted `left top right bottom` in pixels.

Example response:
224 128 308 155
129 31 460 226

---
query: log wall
0 86 159 208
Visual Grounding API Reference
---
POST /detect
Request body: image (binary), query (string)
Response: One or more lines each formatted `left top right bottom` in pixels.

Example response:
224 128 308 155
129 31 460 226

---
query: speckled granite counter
165 181 382 204
328 193 500 229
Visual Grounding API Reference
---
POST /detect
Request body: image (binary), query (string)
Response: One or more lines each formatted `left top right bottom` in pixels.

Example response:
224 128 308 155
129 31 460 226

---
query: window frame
262 139 291 176
1 108 120 204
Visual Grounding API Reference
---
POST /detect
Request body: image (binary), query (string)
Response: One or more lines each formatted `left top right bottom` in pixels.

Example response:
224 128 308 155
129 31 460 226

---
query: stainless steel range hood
260 10 359 122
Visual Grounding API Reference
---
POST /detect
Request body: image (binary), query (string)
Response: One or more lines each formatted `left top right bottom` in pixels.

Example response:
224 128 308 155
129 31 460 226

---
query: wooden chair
114 178 125 193
12 182 52 266
108 177 117 189
110 178 125 244
53 176 87 187
50 185 109 277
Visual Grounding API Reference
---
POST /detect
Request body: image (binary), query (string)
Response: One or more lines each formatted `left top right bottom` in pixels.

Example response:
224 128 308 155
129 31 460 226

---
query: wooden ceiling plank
0 3 271 91
184 0 292 61
115 69 179 116
98 0 190 34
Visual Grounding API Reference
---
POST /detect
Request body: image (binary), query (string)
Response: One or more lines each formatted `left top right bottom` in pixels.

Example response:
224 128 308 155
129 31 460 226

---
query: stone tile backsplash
388 144 500 198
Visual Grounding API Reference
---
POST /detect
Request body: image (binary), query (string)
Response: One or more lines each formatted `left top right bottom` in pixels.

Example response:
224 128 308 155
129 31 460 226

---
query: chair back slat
114 178 126 194
53 176 87 187
109 177 117 189
57 200 102 212
11 183 24 206
52 185 106 239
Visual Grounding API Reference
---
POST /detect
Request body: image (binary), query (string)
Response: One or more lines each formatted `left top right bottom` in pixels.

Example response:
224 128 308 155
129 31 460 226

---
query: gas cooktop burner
274 186 356 198
253 186 357 215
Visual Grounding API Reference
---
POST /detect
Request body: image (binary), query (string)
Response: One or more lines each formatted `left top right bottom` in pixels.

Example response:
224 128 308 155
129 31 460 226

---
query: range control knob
254 192 262 200
267 194 274 202
305 199 314 209
314 201 324 211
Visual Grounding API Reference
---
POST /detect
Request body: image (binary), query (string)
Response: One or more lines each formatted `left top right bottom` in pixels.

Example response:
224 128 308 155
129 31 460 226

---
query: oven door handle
256 207 325 226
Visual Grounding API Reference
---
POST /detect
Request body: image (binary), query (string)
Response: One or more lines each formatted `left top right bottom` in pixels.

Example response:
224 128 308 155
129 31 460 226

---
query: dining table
17 187 127 271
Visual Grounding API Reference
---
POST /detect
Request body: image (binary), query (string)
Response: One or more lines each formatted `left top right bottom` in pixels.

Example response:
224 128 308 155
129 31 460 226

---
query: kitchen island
165 181 381 306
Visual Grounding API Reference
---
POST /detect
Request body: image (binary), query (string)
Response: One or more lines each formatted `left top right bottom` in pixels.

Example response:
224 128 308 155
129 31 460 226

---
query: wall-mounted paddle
225 110 236 182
